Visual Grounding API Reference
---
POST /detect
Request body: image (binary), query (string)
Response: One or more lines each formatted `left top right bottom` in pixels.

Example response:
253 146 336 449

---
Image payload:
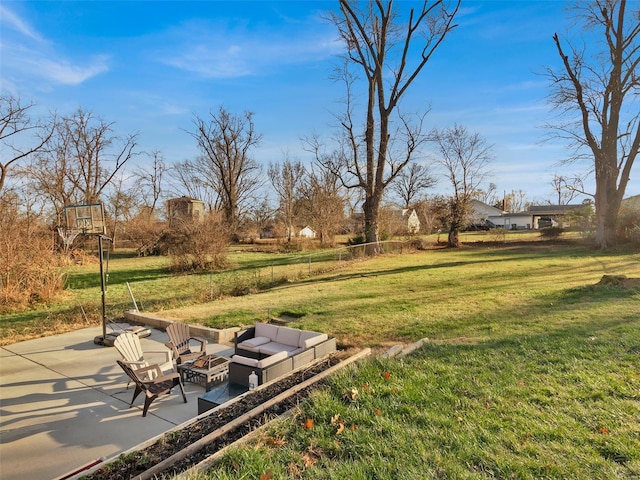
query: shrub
346 234 366 246
615 204 640 245
161 213 230 272
0 193 66 310
490 227 507 242
122 214 166 256
540 226 564 239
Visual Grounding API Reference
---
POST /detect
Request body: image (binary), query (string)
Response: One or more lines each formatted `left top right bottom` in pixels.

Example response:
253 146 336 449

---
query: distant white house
298 226 317 238
485 204 592 230
385 208 421 234
401 209 421 234
488 212 534 230
468 199 505 221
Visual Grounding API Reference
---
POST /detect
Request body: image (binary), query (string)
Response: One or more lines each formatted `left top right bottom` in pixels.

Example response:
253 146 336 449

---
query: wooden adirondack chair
114 332 174 386
116 360 187 417
164 322 207 365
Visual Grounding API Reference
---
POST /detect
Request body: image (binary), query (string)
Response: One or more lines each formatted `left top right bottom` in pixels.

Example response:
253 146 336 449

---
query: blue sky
2 0 637 204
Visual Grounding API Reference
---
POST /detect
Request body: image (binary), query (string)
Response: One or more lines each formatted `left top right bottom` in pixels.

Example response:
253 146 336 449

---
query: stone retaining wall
123 310 240 344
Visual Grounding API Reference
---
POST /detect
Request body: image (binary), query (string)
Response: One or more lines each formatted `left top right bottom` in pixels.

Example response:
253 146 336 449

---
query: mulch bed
85 356 341 480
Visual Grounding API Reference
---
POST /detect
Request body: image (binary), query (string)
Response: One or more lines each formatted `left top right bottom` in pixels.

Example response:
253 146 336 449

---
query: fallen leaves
361 383 375 394
266 435 287 447
344 387 359 402
331 413 345 434
302 448 321 467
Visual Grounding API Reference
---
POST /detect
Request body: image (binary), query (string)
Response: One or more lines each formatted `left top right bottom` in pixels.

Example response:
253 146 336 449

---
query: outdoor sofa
229 322 336 387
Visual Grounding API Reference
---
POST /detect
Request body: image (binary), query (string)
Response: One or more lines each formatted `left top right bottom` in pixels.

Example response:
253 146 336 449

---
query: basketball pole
98 234 107 342
95 233 113 346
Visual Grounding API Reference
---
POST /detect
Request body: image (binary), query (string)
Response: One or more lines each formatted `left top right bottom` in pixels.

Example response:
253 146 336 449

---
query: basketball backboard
64 203 106 235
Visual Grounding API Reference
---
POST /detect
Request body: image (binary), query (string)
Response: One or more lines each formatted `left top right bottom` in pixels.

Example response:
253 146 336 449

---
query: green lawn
169 243 638 479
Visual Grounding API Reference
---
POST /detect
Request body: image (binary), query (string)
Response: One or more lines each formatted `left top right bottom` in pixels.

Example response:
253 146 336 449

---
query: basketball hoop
63 203 113 346
63 203 106 236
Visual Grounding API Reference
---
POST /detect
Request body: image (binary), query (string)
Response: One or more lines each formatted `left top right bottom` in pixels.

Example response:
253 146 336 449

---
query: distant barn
166 196 205 225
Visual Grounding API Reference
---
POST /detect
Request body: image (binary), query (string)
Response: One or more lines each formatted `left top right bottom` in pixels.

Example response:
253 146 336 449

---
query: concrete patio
0 325 233 480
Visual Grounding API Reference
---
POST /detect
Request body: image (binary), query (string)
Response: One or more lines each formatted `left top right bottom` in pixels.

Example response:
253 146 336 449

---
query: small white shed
298 226 317 238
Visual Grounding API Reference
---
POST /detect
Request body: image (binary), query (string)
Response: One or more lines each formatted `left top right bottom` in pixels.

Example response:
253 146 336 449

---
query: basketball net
57 227 80 252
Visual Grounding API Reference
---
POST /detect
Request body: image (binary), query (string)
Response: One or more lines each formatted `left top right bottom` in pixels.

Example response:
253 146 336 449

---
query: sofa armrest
263 359 293 384
291 348 315 369
229 362 262 386
314 337 337 358
234 327 256 347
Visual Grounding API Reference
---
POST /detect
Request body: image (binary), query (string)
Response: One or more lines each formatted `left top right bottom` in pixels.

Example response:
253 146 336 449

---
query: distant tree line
1 0 637 309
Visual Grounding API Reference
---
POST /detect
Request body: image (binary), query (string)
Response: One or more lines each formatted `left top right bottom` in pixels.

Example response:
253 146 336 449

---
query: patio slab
0 325 233 480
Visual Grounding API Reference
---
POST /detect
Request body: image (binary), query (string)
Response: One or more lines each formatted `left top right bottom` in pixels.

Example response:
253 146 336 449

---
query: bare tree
431 124 493 247
0 191 65 308
104 174 138 249
247 195 275 240
551 173 581 205
547 0 639 248
471 182 499 207
390 162 436 208
298 166 346 246
0 94 53 192
28 108 139 219
168 159 218 211
501 189 529 212
187 107 263 238
411 195 452 240
135 150 167 216
326 0 460 250
268 155 306 242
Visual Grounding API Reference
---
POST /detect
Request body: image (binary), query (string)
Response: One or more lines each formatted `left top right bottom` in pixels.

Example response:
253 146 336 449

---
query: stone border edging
381 338 429 359
123 310 240 344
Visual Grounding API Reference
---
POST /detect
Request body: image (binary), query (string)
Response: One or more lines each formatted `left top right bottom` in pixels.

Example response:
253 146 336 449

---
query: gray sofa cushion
275 326 301 346
255 323 279 341
239 336 271 348
299 331 328 348
258 342 300 356
231 350 288 368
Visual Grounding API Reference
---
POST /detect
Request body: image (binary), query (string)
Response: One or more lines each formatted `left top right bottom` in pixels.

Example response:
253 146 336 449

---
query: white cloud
2 44 110 86
0 5 43 42
153 19 340 79
1 5 109 86
38 56 110 85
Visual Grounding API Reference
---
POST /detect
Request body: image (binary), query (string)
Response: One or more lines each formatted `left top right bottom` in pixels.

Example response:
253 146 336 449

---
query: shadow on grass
66 266 171 289
422 280 639 342
411 306 639 370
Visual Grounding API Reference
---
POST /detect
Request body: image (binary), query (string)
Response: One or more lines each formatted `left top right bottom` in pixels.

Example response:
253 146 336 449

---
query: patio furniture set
114 321 335 417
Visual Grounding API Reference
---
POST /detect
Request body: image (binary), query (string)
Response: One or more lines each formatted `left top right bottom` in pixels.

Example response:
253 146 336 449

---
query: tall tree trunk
363 194 381 254
594 172 624 249
447 200 462 248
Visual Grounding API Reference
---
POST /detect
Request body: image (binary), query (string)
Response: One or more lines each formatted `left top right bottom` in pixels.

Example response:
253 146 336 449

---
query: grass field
1 237 639 478
171 241 638 479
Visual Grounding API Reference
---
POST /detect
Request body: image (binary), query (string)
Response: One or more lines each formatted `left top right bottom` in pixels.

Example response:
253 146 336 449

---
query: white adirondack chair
114 332 174 386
